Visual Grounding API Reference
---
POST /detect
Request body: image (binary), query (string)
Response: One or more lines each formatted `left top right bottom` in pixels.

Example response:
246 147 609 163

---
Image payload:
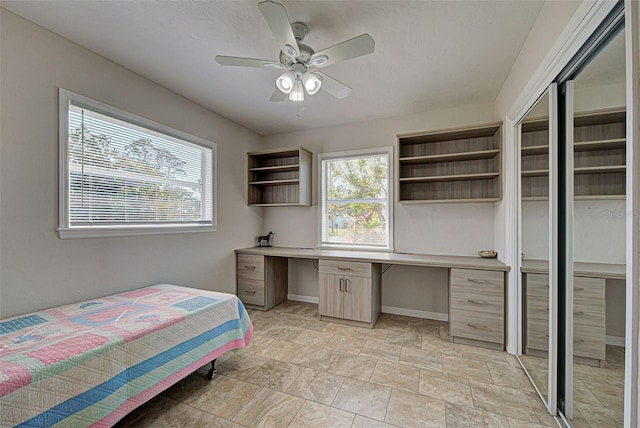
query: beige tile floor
116 301 558 428
520 345 625 427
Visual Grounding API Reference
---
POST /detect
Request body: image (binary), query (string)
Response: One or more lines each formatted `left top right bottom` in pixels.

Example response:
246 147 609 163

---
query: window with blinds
59 89 216 238
319 148 393 250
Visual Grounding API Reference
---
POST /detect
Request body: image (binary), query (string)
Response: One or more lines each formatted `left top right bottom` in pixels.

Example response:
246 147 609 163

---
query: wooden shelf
249 164 300 173
574 138 625 152
397 123 502 203
398 149 499 164
247 147 311 206
521 145 549 155
249 179 300 186
400 172 500 183
522 169 549 177
574 165 626 175
520 108 626 201
523 195 626 202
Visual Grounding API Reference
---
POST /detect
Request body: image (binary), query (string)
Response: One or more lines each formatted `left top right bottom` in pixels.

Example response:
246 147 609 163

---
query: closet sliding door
518 85 559 414
560 25 626 426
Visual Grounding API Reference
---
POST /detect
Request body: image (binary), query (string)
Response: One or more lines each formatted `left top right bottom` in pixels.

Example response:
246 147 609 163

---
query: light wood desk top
521 259 625 280
235 247 511 272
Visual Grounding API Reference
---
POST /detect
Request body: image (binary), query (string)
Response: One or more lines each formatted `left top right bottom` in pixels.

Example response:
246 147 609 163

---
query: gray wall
0 10 263 317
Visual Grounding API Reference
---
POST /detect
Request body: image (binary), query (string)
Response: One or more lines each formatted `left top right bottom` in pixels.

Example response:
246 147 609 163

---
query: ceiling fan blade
310 34 375 68
215 56 285 69
258 1 300 59
314 72 352 99
269 89 287 102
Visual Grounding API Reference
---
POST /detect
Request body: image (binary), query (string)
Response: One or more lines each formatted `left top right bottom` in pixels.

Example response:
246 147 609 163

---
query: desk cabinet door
319 273 343 319
343 276 372 323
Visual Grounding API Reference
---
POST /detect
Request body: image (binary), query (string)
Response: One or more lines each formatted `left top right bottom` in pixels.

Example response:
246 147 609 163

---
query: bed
0 284 252 427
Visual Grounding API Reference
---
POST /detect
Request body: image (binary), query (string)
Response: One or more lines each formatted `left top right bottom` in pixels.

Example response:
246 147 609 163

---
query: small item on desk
479 250 497 259
257 231 274 247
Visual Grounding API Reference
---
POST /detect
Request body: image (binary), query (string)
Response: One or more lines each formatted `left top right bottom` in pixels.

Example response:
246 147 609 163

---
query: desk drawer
526 317 549 351
450 310 503 344
574 323 605 360
450 288 503 315
526 273 549 299
319 260 372 277
237 254 264 280
237 278 265 306
450 269 503 294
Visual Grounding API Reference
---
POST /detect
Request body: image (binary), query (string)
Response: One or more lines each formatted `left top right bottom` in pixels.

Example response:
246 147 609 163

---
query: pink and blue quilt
0 284 252 427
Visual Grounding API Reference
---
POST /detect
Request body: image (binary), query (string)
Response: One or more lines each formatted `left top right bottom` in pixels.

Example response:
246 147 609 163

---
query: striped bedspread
0 284 252 427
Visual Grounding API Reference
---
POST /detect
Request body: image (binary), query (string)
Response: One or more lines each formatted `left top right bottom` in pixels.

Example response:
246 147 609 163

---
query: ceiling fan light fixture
302 72 322 95
276 70 295 94
309 55 329 67
289 77 305 101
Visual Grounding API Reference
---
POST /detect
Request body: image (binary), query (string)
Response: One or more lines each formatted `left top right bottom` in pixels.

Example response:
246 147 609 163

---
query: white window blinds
59 89 215 238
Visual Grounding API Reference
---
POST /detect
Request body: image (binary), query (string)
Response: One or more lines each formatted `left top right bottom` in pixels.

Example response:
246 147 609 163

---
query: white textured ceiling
2 1 546 136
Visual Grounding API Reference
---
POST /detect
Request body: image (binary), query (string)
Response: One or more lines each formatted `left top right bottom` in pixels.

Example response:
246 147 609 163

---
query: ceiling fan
215 0 375 103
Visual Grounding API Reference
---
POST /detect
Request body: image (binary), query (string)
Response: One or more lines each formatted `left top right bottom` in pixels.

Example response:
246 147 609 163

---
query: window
319 147 393 250
58 89 216 238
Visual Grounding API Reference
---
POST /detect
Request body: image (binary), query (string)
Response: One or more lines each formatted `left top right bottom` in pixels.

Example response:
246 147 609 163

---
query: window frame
317 146 394 251
58 88 217 239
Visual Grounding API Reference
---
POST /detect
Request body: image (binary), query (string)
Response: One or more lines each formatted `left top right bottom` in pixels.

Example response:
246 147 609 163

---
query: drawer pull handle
339 278 344 292
337 266 353 271
575 287 585 291
467 323 489 330
242 290 256 295
467 299 488 305
244 265 256 269
467 279 488 284
574 311 585 316
345 278 350 292
575 339 585 344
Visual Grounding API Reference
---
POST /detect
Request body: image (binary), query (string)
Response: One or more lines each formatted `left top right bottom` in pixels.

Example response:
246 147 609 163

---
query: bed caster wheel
207 368 217 380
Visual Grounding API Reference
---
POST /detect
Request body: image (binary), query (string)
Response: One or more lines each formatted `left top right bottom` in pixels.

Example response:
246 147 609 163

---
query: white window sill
58 224 216 239
318 244 395 253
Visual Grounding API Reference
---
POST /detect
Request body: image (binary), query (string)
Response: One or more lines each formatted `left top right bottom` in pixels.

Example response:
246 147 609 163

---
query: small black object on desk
257 231 274 247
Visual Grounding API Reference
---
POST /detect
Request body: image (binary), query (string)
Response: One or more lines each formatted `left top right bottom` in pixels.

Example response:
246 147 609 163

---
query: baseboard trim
606 335 625 347
287 294 319 304
286 294 449 322
381 305 448 322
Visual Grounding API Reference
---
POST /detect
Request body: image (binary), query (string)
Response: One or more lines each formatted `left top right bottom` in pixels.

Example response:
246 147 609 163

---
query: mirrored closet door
517 7 626 426
518 88 557 410
564 26 626 427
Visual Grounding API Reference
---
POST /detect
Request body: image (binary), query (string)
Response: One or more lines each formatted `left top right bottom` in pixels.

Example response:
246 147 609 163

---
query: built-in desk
520 259 625 366
235 247 511 349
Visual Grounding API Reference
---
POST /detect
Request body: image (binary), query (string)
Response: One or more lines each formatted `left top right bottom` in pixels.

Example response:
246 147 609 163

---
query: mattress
0 284 253 427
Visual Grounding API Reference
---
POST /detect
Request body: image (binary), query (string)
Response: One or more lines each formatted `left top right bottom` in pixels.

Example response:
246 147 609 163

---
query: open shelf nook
397 123 502 203
247 147 312 206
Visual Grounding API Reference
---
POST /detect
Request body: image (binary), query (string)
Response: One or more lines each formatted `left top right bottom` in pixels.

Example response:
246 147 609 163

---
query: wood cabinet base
451 336 503 351
320 315 379 329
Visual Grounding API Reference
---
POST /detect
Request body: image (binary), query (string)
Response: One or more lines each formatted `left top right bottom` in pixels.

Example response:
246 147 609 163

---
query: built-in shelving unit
397 123 502 203
521 109 626 201
247 147 311 206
